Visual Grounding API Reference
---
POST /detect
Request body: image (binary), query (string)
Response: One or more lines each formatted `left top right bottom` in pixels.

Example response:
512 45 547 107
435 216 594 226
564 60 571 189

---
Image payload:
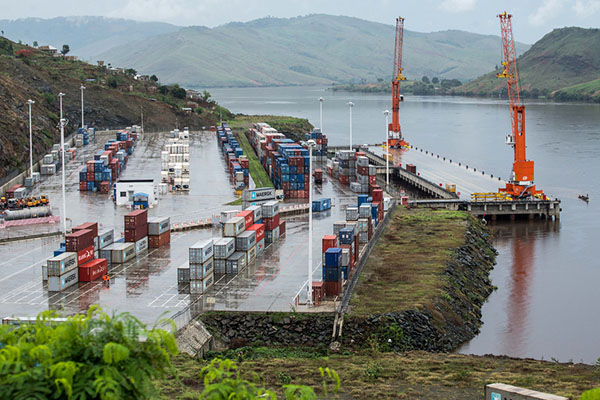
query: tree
107 76 118 88
170 84 186 99
158 85 169 95
377 77 384 82
150 74 158 82
421 76 430 84
432 77 439 84
33 41 38 47
61 44 70 55
0 307 178 399
125 68 137 76
202 90 211 101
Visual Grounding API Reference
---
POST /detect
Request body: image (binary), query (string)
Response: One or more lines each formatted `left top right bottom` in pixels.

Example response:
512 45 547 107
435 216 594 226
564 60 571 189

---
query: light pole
384 110 390 191
27 99 35 178
318 97 323 133
80 85 85 129
347 101 354 151
307 139 316 306
58 92 67 236
140 106 144 133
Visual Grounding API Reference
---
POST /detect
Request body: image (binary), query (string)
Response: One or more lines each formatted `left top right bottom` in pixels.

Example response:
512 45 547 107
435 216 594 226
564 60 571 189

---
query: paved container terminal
370 145 506 199
0 130 358 327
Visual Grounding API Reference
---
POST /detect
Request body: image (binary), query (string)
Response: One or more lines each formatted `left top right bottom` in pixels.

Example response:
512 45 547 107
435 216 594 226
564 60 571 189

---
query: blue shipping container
53 247 66 257
323 265 341 282
358 194 369 206
339 228 354 245
312 198 331 212
325 248 342 267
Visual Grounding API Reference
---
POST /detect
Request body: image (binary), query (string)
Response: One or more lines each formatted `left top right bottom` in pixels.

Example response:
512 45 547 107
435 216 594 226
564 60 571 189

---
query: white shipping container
214 237 235 259
43 154 54 164
42 265 48 281
98 229 114 249
135 236 148 254
47 252 78 276
226 252 247 274
383 197 392 212
223 217 245 237
246 205 262 222
41 164 56 175
189 273 214 294
214 259 226 274
110 242 136 264
261 201 279 218
177 265 190 283
13 187 27 199
189 239 214 263
246 245 257 265
220 210 239 224
48 268 78 292
148 217 170 235
235 230 256 252
190 257 214 280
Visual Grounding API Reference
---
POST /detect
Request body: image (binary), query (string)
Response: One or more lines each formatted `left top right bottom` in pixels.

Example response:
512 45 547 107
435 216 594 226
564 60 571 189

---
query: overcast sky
3 0 600 43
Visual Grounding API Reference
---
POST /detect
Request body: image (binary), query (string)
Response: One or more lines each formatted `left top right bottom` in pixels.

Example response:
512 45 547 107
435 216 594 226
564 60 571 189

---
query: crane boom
497 11 542 199
388 17 407 148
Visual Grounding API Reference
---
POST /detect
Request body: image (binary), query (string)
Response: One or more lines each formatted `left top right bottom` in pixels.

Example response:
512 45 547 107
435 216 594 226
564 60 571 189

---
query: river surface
206 85 600 364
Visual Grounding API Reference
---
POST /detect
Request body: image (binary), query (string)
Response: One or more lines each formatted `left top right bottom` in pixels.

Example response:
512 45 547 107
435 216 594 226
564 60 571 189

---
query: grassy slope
454 27 600 99
234 130 273 188
98 14 529 87
227 114 313 142
553 78 600 102
350 208 468 317
159 350 599 399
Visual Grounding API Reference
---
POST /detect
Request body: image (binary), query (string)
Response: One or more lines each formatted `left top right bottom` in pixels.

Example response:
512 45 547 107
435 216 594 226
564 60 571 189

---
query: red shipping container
236 210 254 229
355 151 366 159
339 176 349 185
125 224 148 242
79 182 87 191
357 165 369 176
263 214 280 230
369 176 377 184
73 222 98 238
322 235 337 253
312 281 324 305
124 209 148 228
79 258 108 282
278 220 286 236
148 231 171 248
325 279 342 297
86 172 95 181
102 150 113 162
65 229 94 252
119 141 127 150
126 139 134 148
247 223 265 242
77 245 95 266
372 189 383 202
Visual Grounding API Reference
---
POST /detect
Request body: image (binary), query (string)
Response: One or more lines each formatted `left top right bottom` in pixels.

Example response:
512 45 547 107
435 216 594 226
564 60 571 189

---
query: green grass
157 350 599 399
234 130 273 188
225 197 243 206
349 208 469 317
227 114 313 142
553 78 600 102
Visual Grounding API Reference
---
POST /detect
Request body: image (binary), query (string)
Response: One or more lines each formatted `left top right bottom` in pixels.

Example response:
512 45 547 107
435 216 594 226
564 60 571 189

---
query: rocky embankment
201 215 497 352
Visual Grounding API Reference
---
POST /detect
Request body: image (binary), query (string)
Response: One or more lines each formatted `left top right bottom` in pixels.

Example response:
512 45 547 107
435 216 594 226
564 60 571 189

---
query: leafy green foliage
198 358 338 399
0 37 14 55
61 44 70 56
364 362 383 383
0 306 178 399
581 388 600 400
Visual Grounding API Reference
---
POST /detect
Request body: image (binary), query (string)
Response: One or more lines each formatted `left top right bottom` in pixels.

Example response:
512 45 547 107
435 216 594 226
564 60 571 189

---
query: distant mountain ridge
452 27 600 101
0 16 180 59
96 14 530 87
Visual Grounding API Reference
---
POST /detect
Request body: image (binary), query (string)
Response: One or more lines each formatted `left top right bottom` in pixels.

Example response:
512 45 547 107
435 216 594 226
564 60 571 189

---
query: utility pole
80 85 85 129
58 92 67 236
384 110 390 191
318 97 323 132
27 99 35 178
307 139 316 306
141 106 144 133
347 102 354 151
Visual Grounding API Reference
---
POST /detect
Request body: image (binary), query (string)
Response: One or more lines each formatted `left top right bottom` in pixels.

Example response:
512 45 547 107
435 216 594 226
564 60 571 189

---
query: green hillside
97 14 529 87
0 17 180 59
453 27 600 101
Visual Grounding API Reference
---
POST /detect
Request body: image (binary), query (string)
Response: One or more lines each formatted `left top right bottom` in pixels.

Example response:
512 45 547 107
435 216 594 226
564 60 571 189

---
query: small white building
114 179 158 206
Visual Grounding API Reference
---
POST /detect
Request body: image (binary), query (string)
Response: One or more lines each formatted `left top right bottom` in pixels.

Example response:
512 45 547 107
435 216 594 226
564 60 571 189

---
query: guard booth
485 383 568 400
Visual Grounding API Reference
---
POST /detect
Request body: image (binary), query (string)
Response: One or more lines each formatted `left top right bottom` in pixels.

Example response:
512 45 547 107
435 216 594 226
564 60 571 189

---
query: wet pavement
370 145 504 199
0 131 357 326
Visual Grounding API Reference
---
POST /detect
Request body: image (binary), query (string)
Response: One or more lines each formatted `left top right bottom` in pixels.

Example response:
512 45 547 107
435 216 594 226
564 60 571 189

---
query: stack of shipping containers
161 128 190 192
248 123 329 201
124 209 148 256
188 239 215 294
40 143 76 176
148 217 171 248
329 150 383 196
216 123 249 190
79 129 137 193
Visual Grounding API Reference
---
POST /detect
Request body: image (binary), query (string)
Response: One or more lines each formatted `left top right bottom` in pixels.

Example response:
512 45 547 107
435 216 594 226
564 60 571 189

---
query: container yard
0 125 374 327
216 124 250 191
161 128 190 192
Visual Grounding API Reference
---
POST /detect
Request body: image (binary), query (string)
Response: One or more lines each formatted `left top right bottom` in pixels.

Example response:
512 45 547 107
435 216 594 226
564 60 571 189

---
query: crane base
499 183 545 200
387 139 409 149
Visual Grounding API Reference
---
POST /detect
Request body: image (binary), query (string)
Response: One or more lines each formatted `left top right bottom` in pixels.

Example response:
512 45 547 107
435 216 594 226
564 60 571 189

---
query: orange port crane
497 11 543 199
388 16 408 148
